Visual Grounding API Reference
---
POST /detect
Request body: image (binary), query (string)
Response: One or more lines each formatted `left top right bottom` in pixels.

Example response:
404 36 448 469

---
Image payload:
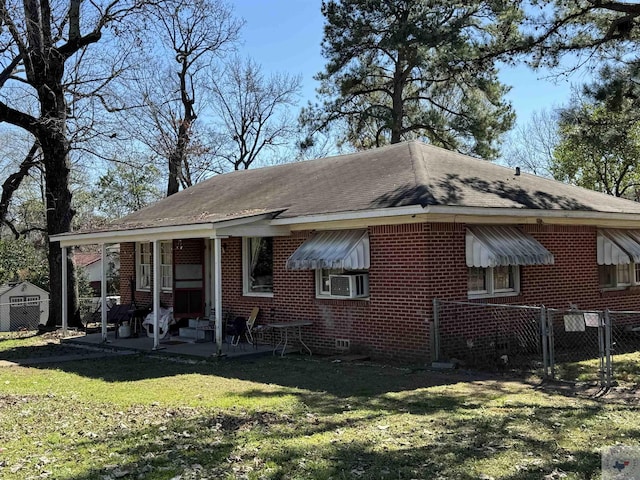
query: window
316 268 343 296
10 297 24 307
137 243 151 290
599 263 638 289
136 241 172 291
25 296 39 307
468 266 519 298
160 242 173 290
243 237 273 296
315 269 370 299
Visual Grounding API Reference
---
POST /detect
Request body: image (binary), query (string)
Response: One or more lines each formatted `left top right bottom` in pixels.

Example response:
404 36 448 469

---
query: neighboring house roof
73 252 102 268
52 141 640 244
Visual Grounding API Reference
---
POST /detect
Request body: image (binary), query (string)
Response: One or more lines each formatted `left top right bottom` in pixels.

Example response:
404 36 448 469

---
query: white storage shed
0 282 49 331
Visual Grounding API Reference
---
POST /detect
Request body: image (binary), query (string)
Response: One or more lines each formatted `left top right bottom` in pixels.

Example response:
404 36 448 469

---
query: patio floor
63 330 275 359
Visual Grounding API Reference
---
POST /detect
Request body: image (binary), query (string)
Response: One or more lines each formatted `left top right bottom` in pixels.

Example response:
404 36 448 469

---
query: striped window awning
597 229 640 265
466 225 554 268
286 229 370 270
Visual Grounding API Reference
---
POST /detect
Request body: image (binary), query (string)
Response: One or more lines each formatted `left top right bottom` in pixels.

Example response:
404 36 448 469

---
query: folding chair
230 307 260 347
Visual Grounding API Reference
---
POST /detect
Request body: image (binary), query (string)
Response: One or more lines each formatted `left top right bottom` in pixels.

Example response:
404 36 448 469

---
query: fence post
546 308 555 380
605 309 613 388
432 298 440 362
597 311 605 388
540 306 548 378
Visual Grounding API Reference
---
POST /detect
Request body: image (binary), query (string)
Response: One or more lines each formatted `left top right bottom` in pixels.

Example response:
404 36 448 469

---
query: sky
232 0 594 130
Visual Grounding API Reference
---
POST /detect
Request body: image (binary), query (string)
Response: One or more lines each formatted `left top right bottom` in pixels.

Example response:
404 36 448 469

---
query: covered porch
51 211 290 356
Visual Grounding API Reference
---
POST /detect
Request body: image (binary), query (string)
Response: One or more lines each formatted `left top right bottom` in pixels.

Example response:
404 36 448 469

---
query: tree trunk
35 53 81 328
41 132 81 328
167 152 181 196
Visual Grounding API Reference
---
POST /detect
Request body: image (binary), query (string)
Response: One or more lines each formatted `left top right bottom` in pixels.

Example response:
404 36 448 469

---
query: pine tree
303 0 521 158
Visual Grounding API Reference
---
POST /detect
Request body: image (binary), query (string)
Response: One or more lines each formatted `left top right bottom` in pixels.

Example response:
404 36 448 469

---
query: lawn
0 332 639 479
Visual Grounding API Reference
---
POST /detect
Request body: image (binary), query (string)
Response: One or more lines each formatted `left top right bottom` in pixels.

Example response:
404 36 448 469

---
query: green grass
0 332 639 479
553 350 640 386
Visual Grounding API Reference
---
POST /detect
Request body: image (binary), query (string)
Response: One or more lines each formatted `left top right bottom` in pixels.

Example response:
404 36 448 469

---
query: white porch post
152 239 161 350
214 237 223 356
100 243 108 342
61 246 68 337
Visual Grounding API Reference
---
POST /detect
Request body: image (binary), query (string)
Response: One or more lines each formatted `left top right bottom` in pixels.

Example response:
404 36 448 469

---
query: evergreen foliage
553 66 640 200
304 0 521 158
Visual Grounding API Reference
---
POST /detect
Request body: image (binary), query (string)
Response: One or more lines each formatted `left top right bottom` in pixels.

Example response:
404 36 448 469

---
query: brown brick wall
119 223 640 362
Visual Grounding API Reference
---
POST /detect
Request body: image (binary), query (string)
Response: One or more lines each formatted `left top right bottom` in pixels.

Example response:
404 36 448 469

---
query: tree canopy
304 0 521 158
516 0 640 69
552 70 640 200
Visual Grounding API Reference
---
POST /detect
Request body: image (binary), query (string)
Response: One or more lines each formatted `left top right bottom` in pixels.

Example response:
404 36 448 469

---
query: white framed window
243 237 273 296
136 241 172 291
160 242 173 290
137 243 152 291
10 297 24 307
25 296 39 307
599 263 638 289
468 265 519 298
316 268 343 297
315 268 370 299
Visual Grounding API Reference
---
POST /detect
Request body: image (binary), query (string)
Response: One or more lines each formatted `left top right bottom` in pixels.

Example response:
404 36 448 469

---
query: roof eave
424 206 640 225
50 212 289 247
51 204 640 247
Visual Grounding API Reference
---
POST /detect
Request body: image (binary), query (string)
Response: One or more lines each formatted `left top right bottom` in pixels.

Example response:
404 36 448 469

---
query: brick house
52 141 640 361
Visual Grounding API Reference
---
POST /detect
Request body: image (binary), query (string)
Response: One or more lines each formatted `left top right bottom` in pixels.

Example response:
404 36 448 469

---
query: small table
267 321 313 357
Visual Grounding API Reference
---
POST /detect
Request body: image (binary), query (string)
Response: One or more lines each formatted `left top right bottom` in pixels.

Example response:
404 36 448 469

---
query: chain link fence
605 310 640 387
432 299 546 375
545 309 608 386
0 297 49 331
79 296 121 329
433 300 640 388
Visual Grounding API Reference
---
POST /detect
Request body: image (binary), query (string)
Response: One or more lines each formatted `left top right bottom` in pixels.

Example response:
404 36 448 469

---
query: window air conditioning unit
329 274 369 298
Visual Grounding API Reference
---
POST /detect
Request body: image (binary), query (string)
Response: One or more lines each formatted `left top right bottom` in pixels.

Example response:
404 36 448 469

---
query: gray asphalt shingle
101 141 640 232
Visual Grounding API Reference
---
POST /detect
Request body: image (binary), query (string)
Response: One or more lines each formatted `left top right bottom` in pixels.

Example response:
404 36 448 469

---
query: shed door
10 296 40 330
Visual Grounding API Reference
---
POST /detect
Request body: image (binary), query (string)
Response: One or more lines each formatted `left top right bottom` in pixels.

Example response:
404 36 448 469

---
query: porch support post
152 239 161 350
101 243 108 342
61 246 68 337
214 237 223 356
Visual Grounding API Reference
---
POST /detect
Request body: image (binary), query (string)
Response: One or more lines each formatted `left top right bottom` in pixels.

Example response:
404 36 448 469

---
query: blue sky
232 0 591 128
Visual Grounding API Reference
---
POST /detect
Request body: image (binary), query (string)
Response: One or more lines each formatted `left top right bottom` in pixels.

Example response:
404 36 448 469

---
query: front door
172 239 205 319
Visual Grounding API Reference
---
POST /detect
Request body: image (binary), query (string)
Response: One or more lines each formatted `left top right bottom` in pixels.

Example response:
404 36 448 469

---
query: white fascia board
269 204 640 230
206 213 278 230
424 206 640 224
215 224 291 238
52 213 285 247
52 223 217 247
269 205 425 226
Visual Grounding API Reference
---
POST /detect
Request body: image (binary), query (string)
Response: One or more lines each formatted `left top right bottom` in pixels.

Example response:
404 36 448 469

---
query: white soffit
466 225 554 268
597 229 640 265
286 229 370 270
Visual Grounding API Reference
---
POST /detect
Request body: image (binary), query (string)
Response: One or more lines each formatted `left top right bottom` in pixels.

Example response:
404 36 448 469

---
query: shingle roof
102 141 640 232
73 252 101 267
